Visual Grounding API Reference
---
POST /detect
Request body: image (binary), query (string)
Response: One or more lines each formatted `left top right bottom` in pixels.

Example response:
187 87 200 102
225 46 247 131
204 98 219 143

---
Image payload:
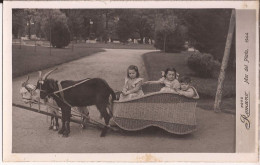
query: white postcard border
3 0 259 162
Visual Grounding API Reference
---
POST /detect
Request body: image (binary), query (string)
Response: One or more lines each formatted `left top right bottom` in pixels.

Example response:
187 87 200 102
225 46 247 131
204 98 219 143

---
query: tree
181 9 235 63
132 10 155 44
39 10 69 38
12 9 26 38
214 10 236 112
61 9 84 41
51 21 71 48
116 10 136 43
12 9 39 39
154 10 185 52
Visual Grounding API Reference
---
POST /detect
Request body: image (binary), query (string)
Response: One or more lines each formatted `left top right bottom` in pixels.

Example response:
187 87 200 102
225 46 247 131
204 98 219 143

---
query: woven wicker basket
112 84 197 134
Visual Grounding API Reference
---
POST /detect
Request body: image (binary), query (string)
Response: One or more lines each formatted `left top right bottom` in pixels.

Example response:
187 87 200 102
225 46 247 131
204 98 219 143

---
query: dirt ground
11 49 235 153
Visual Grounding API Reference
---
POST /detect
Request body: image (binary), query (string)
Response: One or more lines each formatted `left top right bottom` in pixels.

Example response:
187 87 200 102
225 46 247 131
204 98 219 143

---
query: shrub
187 52 221 78
51 21 71 48
154 28 186 53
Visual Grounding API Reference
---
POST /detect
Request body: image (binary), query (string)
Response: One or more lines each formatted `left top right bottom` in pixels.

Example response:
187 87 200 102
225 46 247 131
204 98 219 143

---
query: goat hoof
62 134 69 137
53 126 58 131
58 129 64 134
62 131 70 137
49 126 53 130
100 127 108 137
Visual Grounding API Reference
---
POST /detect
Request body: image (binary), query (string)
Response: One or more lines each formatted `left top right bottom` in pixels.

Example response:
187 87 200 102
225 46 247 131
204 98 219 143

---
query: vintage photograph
12 8 236 152
3 0 258 162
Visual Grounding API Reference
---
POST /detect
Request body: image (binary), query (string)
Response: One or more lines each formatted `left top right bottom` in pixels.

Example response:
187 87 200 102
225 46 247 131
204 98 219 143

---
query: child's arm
144 80 161 85
178 88 195 98
173 80 181 90
144 77 164 85
122 84 127 93
121 81 128 95
125 81 143 94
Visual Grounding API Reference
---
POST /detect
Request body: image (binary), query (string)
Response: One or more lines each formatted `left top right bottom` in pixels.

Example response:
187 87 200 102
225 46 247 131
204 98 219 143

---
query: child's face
128 69 137 79
180 83 190 91
166 71 175 81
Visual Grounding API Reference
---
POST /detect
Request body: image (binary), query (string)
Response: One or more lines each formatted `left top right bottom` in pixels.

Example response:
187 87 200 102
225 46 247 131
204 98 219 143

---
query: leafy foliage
116 11 136 43
181 9 235 63
12 9 26 38
187 52 221 78
154 26 186 52
51 21 71 48
154 11 186 52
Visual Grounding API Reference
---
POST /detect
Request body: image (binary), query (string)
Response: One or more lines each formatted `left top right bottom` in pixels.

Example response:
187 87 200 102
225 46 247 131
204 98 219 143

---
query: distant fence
12 38 51 47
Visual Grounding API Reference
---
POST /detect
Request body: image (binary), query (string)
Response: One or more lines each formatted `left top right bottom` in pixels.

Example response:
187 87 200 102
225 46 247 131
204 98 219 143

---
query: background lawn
12 44 105 78
143 51 236 112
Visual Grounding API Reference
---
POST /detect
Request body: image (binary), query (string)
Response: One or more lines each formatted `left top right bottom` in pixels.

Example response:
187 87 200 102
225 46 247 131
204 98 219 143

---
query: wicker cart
112 84 198 134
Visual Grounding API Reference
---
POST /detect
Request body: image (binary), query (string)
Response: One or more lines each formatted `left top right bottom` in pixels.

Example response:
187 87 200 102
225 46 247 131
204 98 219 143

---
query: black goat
36 69 116 137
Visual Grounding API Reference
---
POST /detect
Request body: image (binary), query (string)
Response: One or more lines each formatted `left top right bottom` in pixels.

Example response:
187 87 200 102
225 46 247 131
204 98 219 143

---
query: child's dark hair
164 67 177 79
127 65 140 78
179 76 192 84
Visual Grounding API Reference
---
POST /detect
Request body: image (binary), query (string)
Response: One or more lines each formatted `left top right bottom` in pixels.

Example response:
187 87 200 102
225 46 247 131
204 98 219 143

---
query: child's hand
175 89 180 93
178 90 183 95
122 91 128 96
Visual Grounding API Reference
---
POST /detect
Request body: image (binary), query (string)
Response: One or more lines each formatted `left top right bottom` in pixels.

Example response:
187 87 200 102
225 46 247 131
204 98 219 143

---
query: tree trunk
105 12 108 30
140 35 144 44
214 9 236 112
28 22 31 39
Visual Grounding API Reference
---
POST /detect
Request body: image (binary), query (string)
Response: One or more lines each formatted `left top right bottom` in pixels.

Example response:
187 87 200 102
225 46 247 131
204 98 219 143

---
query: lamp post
89 19 93 40
49 10 52 56
13 22 23 49
27 20 37 52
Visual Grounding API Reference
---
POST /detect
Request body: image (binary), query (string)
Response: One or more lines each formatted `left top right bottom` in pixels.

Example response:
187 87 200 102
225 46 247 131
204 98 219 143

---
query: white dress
159 77 180 93
119 77 144 101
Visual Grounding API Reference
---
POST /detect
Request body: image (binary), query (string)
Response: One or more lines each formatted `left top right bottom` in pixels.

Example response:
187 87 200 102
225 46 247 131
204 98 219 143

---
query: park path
10 49 235 156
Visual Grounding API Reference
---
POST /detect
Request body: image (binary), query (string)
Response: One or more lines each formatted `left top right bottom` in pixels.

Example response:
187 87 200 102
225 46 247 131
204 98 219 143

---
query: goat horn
42 68 58 80
38 71 42 80
25 75 29 83
22 75 30 87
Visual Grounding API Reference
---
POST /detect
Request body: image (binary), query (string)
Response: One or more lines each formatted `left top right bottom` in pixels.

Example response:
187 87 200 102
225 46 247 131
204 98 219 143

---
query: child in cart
119 65 144 101
176 76 199 99
144 67 180 93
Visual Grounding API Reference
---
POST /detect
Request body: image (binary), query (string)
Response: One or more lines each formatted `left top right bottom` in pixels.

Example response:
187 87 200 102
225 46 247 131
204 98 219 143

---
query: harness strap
53 78 90 94
54 82 72 108
57 81 65 102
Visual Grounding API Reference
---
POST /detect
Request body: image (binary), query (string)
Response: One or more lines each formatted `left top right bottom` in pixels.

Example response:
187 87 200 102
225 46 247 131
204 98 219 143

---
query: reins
53 78 90 94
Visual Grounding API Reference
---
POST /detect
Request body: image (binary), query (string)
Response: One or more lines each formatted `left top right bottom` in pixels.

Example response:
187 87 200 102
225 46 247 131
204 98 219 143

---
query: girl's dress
119 77 144 101
159 77 180 92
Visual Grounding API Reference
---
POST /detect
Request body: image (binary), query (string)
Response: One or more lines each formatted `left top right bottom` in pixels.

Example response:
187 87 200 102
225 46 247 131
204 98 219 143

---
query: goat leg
58 120 65 134
62 121 70 137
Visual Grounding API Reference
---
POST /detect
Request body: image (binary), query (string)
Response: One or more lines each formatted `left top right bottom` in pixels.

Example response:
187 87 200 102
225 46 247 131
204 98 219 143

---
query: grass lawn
142 51 236 112
12 45 104 78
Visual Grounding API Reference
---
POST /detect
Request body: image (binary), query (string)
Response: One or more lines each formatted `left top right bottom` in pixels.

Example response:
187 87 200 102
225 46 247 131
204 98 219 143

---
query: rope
53 78 90 94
